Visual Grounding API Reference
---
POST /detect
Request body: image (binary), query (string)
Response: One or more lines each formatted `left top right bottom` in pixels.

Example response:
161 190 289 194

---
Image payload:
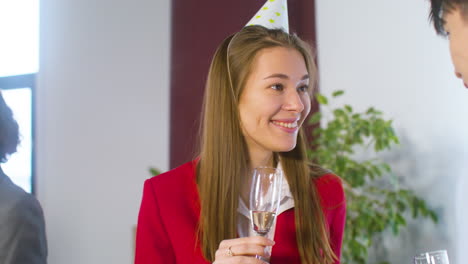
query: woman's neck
239 147 275 205
239 145 274 195
248 147 274 170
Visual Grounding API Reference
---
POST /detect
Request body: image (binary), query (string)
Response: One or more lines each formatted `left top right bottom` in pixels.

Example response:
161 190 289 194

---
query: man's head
0 91 19 163
429 0 468 88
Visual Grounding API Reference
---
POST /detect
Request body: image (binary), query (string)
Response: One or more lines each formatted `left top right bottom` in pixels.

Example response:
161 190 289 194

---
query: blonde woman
135 26 346 264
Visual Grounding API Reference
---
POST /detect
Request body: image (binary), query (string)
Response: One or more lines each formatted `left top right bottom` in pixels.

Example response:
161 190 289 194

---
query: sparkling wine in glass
251 210 276 236
249 167 283 237
414 250 449 264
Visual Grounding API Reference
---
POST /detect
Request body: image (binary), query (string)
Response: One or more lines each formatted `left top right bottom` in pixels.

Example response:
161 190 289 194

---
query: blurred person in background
428 1 468 262
0 90 47 264
429 0 468 88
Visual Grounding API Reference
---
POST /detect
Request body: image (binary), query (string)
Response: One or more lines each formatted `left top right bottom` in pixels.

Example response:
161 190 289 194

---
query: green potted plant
149 167 161 176
308 90 438 264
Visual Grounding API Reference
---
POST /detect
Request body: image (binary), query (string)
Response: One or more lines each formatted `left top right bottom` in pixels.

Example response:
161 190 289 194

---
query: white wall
316 1 468 263
36 0 171 263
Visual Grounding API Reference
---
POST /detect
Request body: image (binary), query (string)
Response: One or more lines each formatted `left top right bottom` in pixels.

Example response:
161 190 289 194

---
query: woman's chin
272 142 297 153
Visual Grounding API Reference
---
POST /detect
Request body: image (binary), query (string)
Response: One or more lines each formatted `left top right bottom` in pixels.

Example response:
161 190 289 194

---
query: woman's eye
271 84 284 91
298 85 309 92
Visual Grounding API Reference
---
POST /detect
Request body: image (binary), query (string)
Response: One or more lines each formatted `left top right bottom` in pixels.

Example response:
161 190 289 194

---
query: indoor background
4 0 465 263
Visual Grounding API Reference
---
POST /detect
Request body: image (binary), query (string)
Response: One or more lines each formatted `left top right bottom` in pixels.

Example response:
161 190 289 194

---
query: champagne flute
249 167 283 237
249 166 282 262
414 250 449 264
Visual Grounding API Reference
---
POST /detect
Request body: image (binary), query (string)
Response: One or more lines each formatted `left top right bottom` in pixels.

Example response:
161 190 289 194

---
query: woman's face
238 46 311 155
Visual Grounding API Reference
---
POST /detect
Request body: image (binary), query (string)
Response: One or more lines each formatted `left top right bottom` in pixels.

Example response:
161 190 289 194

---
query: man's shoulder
0 174 47 263
0 185 44 236
0 176 41 217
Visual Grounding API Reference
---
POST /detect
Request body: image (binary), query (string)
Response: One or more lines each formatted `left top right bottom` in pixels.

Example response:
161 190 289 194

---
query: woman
135 26 346 264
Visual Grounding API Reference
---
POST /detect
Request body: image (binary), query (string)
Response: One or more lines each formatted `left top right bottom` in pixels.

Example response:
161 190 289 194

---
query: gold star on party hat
245 0 289 33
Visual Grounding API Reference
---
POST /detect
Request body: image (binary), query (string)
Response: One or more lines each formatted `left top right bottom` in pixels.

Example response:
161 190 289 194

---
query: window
0 0 39 77
2 86 33 193
0 0 39 194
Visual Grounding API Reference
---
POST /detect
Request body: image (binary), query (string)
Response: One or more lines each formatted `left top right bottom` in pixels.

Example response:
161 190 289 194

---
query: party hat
245 0 289 33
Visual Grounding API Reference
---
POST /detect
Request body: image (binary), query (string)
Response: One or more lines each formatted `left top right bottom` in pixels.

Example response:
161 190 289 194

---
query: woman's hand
213 236 275 263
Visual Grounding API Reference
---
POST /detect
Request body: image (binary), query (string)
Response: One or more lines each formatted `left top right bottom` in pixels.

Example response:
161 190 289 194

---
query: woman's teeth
272 121 298 129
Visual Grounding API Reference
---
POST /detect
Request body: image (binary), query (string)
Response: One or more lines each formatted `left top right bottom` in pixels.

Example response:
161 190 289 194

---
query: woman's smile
270 119 299 133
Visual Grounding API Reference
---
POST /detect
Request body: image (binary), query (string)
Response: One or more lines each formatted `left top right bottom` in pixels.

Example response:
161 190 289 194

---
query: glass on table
414 250 449 264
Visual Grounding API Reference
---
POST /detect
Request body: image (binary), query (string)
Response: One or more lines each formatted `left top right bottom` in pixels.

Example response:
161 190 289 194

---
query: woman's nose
284 90 305 112
455 71 462 79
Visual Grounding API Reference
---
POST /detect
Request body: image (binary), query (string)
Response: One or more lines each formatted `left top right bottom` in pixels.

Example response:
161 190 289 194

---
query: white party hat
245 0 289 33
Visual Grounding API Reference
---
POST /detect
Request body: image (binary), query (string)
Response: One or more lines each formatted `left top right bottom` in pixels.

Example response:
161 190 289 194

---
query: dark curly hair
0 91 19 163
429 0 468 35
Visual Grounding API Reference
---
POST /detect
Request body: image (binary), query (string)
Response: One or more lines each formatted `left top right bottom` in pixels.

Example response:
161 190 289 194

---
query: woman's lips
271 120 299 133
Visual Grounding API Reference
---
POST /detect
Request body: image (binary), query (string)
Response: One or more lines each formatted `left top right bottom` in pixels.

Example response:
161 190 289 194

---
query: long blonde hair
197 26 336 264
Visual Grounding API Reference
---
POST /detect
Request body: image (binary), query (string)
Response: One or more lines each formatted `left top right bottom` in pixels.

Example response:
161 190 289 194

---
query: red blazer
135 161 346 264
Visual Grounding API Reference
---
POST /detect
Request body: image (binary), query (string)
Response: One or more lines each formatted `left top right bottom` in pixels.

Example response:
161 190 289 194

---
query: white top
236 163 295 257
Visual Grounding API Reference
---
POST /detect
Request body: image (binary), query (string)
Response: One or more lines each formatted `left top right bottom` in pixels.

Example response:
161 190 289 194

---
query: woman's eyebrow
263 73 309 80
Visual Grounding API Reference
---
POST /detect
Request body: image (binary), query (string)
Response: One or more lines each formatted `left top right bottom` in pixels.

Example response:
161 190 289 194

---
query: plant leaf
149 167 161 176
332 90 345 97
345 104 353 113
316 93 328 105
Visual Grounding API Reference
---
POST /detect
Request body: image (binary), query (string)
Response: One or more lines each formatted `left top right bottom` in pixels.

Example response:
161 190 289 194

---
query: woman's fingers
213 255 267 264
215 236 275 260
215 243 266 259
219 236 275 249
